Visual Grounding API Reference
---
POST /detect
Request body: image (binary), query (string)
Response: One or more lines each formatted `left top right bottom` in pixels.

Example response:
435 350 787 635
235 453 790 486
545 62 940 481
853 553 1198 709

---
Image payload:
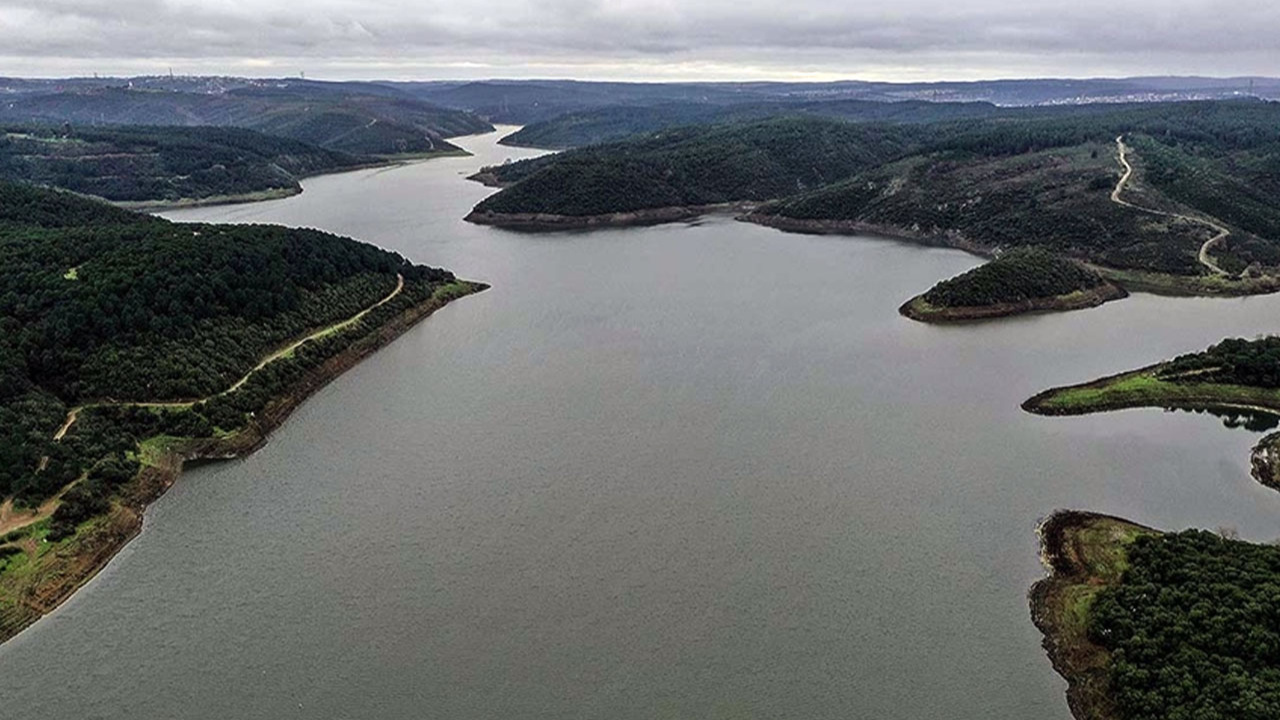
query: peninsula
1032 510 1280 720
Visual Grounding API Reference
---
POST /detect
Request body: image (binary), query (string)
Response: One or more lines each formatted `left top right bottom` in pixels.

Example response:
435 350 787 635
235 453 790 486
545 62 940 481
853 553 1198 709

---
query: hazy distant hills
0 79 493 156
3 75 1273 143
390 76 1280 125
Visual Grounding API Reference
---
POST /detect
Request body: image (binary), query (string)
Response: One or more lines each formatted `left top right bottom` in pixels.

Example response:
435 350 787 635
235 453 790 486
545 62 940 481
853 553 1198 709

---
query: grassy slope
1023 369 1280 417
1031 512 1157 720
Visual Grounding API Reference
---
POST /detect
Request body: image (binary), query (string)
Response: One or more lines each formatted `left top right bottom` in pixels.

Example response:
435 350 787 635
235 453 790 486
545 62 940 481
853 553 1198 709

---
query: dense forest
920 248 1108 307
472 117 919 217
1089 530 1280 720
0 83 491 156
0 180 457 512
1159 337 1280 387
0 125 369 203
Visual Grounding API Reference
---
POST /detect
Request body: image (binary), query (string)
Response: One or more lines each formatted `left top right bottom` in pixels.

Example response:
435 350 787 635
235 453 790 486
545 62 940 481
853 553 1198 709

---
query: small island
899 248 1127 322
1033 510 1280 720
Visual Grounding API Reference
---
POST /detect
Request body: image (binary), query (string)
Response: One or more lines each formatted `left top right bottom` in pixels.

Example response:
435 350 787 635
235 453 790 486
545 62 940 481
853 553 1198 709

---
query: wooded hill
475 101 1280 292
472 117 918 216
0 83 492 157
0 125 369 204
0 180 456 515
920 248 1109 307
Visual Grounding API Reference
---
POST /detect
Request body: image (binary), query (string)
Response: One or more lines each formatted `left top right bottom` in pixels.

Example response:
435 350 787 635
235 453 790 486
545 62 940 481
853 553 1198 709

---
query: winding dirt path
1112 135 1230 276
7 274 405 535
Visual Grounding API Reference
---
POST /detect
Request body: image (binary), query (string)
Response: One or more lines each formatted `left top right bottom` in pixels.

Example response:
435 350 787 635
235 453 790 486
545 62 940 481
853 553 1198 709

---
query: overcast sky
1 0 1277 81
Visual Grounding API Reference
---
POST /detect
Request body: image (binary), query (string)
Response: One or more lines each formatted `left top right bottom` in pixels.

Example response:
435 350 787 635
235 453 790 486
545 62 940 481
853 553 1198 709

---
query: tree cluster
1161 337 1280 388
921 248 1105 307
1090 530 1280 720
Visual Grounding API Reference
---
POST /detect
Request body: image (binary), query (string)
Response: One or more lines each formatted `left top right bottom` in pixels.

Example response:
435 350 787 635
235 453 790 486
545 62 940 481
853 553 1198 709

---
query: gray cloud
1 0 1277 80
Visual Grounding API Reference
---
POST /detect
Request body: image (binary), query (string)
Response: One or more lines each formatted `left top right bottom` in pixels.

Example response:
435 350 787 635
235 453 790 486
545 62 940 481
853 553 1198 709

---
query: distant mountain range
0 78 493 156
5 76 1276 130
385 76 1280 124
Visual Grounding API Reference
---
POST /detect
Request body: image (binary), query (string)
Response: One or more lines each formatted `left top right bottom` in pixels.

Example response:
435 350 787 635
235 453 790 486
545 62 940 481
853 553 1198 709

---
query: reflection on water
1173 405 1280 433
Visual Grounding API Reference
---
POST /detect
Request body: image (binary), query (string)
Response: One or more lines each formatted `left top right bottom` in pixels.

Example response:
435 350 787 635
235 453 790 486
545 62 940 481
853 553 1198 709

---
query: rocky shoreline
0 281 487 644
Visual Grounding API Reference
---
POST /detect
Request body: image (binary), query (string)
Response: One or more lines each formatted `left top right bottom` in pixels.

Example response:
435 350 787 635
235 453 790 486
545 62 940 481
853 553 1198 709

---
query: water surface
4 127 1280 719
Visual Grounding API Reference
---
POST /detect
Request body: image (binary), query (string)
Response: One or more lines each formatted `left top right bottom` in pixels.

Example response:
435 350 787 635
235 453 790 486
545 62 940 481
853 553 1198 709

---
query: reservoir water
4 127 1280 719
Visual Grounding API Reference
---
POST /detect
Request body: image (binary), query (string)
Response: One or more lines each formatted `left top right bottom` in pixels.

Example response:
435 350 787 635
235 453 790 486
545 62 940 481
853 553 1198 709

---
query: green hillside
472 117 917 217
0 180 458 510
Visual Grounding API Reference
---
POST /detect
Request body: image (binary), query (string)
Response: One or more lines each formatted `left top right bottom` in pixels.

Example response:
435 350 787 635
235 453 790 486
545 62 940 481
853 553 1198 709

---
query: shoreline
740 213 998 257
117 150 474 213
1029 510 1157 720
1022 367 1280 490
1021 367 1280 419
0 280 488 644
898 283 1128 323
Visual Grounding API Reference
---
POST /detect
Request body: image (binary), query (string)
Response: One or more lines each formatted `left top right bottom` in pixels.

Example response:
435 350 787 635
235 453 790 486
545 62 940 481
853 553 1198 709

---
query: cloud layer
2 0 1277 80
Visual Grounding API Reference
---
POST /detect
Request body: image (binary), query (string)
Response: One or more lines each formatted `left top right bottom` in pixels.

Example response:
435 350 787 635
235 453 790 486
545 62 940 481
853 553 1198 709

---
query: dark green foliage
922 248 1106 307
1160 337 1280 388
0 125 368 203
476 117 918 216
0 180 456 508
1089 531 1280 720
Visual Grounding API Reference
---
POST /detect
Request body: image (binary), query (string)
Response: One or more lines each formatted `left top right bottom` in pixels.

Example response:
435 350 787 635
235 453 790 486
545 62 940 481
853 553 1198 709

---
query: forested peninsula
0 181 483 641
1032 511 1280 720
899 248 1126 322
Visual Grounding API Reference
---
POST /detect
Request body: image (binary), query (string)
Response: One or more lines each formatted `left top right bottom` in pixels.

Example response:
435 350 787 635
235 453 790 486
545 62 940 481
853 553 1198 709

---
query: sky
1 0 1277 82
